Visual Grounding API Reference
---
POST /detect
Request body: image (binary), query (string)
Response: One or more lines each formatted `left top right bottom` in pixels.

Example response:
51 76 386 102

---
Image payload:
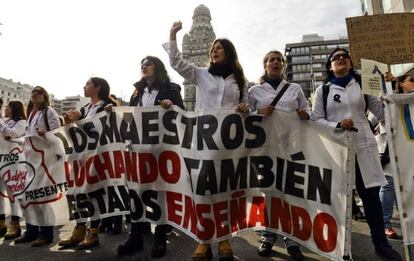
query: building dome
193 4 211 19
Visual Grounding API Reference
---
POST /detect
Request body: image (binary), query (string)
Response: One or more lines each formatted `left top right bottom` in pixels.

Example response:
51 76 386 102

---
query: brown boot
192 243 213 261
0 220 7 237
218 240 234 261
78 227 99 249
58 225 86 247
4 221 21 240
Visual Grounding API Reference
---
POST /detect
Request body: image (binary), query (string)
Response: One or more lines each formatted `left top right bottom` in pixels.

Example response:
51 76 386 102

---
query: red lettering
85 156 98 184
213 201 229 237
313 213 337 253
94 151 114 179
248 196 268 227
270 197 292 233
139 153 157 183
183 195 197 234
291 206 312 241
124 151 137 182
229 195 247 233
196 204 214 240
113 150 126 179
159 151 180 184
73 160 84 187
166 191 182 225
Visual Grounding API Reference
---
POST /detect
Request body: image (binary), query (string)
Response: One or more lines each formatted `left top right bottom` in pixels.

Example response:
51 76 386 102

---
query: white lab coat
0 119 27 138
311 78 387 188
248 80 309 113
27 107 61 135
163 41 248 111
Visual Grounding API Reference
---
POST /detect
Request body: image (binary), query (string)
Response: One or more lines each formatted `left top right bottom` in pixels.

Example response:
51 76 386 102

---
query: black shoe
257 242 273 257
14 233 37 244
151 227 167 258
375 243 402 261
287 246 304 261
117 235 143 256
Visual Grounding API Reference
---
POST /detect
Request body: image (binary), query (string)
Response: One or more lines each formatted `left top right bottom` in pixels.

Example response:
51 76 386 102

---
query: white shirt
83 100 105 119
0 119 27 138
163 40 248 111
27 107 61 136
311 79 386 188
249 80 308 113
141 87 159 107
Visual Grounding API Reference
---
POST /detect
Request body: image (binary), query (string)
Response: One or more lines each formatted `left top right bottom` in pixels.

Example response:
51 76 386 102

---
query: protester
248 50 308 260
59 77 116 249
164 21 250 261
311 48 402 261
117 55 184 258
395 73 414 94
0 100 27 240
14 86 61 247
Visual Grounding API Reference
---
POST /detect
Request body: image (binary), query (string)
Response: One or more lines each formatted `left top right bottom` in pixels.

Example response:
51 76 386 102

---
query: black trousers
355 160 388 247
26 223 53 240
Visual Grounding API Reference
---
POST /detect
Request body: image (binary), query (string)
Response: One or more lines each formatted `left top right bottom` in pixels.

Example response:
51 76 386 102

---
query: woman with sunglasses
14 86 61 247
0 100 27 240
249 50 308 261
311 48 402 261
116 56 184 259
59 77 117 250
164 21 250 261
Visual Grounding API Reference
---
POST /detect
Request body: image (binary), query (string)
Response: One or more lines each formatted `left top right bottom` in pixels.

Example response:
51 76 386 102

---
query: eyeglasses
141 60 154 69
331 53 351 62
31 90 43 95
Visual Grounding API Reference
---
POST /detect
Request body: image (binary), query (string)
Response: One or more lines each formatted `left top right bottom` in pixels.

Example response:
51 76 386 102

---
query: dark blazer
129 80 185 110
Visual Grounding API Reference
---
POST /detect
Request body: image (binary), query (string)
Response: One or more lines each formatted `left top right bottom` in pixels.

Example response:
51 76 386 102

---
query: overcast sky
0 0 361 100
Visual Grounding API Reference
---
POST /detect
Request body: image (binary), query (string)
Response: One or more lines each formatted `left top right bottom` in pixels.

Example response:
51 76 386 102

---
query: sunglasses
141 60 154 69
331 53 350 62
31 90 43 95
406 78 414 83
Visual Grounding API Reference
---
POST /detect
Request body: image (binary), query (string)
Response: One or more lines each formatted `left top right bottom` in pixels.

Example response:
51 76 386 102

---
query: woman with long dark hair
14 86 61 247
249 50 308 260
164 21 250 261
0 100 27 240
59 77 116 249
311 48 402 261
117 55 184 258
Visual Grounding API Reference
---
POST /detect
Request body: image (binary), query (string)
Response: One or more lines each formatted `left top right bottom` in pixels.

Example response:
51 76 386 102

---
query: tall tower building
181 5 216 111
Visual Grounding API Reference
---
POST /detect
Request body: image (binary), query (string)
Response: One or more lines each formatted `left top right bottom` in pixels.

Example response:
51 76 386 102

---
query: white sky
0 0 361 100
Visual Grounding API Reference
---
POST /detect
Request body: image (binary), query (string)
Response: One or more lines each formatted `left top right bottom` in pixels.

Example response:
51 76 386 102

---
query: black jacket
129 80 185 110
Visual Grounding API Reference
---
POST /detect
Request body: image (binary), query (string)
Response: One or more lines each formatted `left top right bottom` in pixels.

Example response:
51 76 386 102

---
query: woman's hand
64 109 81 125
385 72 395 82
339 119 354 130
236 103 251 113
257 106 274 116
160 99 173 109
170 21 182 41
297 110 310 120
36 128 46 136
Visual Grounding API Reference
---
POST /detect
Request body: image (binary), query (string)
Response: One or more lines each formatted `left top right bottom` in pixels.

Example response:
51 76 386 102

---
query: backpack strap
322 83 330 117
43 107 51 131
270 83 290 106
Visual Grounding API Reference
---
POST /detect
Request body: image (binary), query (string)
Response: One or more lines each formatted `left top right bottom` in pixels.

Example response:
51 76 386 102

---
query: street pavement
0 215 404 261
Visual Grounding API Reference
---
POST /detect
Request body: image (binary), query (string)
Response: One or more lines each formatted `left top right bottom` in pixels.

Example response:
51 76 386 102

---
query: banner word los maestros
0 107 352 260
385 94 414 245
0 135 69 225
346 13 414 67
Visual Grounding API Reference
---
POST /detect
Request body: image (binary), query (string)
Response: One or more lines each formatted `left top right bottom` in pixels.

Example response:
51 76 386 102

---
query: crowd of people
0 20 411 261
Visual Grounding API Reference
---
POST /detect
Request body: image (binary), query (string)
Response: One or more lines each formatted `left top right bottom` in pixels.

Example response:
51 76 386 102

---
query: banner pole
343 132 353 260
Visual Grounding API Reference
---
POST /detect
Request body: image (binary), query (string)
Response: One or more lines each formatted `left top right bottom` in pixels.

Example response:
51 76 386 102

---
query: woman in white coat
311 48 401 261
14 86 61 247
0 100 27 240
164 21 250 261
249 50 308 260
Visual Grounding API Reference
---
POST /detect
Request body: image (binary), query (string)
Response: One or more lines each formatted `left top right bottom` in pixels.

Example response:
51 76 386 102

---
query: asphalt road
0 215 405 261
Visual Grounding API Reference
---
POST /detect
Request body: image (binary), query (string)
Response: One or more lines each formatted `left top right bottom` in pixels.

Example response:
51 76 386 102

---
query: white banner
0 107 352 260
385 94 414 245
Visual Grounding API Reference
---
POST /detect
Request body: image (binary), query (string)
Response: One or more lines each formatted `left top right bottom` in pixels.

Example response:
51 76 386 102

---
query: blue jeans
259 231 299 248
379 176 395 229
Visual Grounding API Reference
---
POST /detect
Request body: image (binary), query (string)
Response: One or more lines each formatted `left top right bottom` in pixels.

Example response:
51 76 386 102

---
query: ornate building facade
181 5 216 111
